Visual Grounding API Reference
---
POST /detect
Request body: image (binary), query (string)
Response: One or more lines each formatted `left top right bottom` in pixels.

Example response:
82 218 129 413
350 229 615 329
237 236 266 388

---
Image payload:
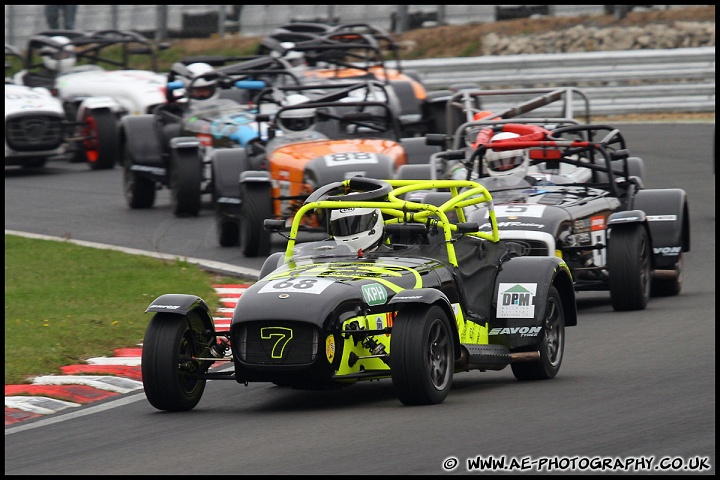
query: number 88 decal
323 152 378 166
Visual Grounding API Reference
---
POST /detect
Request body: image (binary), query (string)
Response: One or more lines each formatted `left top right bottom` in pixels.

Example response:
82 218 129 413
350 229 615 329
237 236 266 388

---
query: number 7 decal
261 327 294 358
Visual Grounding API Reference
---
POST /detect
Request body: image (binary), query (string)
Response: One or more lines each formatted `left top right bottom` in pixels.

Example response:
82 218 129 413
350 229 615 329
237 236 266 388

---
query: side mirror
264 219 286 232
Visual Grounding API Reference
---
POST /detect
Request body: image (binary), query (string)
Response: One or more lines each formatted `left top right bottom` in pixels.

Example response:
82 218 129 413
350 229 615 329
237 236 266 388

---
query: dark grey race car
141 177 577 411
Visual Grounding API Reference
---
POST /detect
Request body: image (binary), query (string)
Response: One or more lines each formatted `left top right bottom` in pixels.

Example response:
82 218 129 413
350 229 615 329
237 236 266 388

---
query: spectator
45 5 78 30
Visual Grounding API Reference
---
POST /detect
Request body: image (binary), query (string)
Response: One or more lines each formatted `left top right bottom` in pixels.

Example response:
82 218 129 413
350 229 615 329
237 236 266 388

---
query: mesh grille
234 321 319 366
6 114 65 151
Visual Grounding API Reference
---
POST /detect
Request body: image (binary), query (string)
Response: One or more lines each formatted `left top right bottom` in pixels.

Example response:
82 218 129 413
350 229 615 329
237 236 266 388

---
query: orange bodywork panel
269 138 408 224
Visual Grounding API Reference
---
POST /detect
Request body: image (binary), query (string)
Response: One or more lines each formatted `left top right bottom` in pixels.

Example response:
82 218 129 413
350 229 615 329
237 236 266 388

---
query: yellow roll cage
284 179 500 266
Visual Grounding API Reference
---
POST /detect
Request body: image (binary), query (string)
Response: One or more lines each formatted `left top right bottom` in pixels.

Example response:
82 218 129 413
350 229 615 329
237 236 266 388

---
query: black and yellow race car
141 177 576 411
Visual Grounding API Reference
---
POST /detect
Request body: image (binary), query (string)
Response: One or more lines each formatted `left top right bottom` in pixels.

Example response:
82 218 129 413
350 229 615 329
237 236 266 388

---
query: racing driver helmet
484 131 529 180
330 207 384 252
186 62 218 100
41 36 76 72
278 94 316 135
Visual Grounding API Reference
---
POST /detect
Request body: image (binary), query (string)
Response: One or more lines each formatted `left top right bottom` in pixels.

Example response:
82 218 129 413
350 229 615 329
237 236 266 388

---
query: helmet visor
487 152 524 172
331 210 378 237
190 85 216 100
281 116 313 131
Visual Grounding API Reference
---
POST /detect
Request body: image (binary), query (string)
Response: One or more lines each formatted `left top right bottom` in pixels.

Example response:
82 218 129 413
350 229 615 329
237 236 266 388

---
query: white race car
5 44 69 169
12 30 169 169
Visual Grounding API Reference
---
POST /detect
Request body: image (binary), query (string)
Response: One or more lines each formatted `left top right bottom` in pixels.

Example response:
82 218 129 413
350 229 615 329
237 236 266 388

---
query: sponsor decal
647 215 677 222
267 262 421 290
149 304 180 309
480 221 544 230
362 283 387 306
653 246 682 255
590 215 605 231
489 326 542 337
326 335 335 363
496 283 537 318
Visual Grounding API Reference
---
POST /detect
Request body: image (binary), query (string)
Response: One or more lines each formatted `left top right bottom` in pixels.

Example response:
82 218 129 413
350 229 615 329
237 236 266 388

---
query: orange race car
211 80 440 257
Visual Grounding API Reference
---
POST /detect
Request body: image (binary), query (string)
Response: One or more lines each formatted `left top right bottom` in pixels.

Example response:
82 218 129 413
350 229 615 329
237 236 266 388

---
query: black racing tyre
651 252 684 297
390 304 454 406
607 224 651 311
239 181 273 257
423 89 452 135
123 147 156 209
511 286 565 381
216 213 240 247
141 312 214 412
170 146 202 217
80 109 120 170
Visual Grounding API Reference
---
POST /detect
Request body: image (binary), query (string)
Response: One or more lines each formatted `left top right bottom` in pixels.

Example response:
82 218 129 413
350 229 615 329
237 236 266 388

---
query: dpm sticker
496 283 537 318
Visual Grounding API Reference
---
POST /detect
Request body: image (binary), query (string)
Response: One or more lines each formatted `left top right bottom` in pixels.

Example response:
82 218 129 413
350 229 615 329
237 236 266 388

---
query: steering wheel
327 177 393 201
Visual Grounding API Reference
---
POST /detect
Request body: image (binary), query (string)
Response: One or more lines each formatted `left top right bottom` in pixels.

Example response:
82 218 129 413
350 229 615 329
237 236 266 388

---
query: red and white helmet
484 131 529 180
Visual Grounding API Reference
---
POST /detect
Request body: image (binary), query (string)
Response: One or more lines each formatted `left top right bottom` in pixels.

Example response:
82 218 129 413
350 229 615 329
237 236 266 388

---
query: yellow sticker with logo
326 334 335 363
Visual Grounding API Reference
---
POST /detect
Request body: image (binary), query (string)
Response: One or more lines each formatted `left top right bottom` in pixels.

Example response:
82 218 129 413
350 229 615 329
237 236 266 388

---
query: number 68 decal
258 277 335 294
323 152 378 166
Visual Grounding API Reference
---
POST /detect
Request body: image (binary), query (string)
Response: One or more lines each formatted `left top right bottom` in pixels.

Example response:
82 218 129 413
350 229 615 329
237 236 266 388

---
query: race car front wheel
239 181 272 257
511 286 565 381
123 151 156 209
141 312 212 412
390 304 454 406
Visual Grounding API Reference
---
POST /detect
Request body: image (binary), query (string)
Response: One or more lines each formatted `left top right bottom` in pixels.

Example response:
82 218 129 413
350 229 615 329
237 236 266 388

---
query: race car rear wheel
123 149 156 209
239 181 272 257
80 109 120 170
511 286 565 381
651 252 683 297
170 147 202 217
141 312 213 412
607 223 651 311
390 304 454 405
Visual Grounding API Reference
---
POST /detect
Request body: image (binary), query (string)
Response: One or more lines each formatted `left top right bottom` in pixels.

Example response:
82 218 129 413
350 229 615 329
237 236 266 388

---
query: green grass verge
4 234 250 385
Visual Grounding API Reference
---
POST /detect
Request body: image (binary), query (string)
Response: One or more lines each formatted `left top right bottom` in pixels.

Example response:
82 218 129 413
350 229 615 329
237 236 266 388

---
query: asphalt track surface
4 123 716 474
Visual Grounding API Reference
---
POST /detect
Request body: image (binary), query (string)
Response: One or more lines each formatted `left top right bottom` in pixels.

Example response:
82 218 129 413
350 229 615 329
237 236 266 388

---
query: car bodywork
141 177 577 411
211 81 441 257
121 56 301 217
414 117 690 311
13 29 169 169
5 44 69 168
